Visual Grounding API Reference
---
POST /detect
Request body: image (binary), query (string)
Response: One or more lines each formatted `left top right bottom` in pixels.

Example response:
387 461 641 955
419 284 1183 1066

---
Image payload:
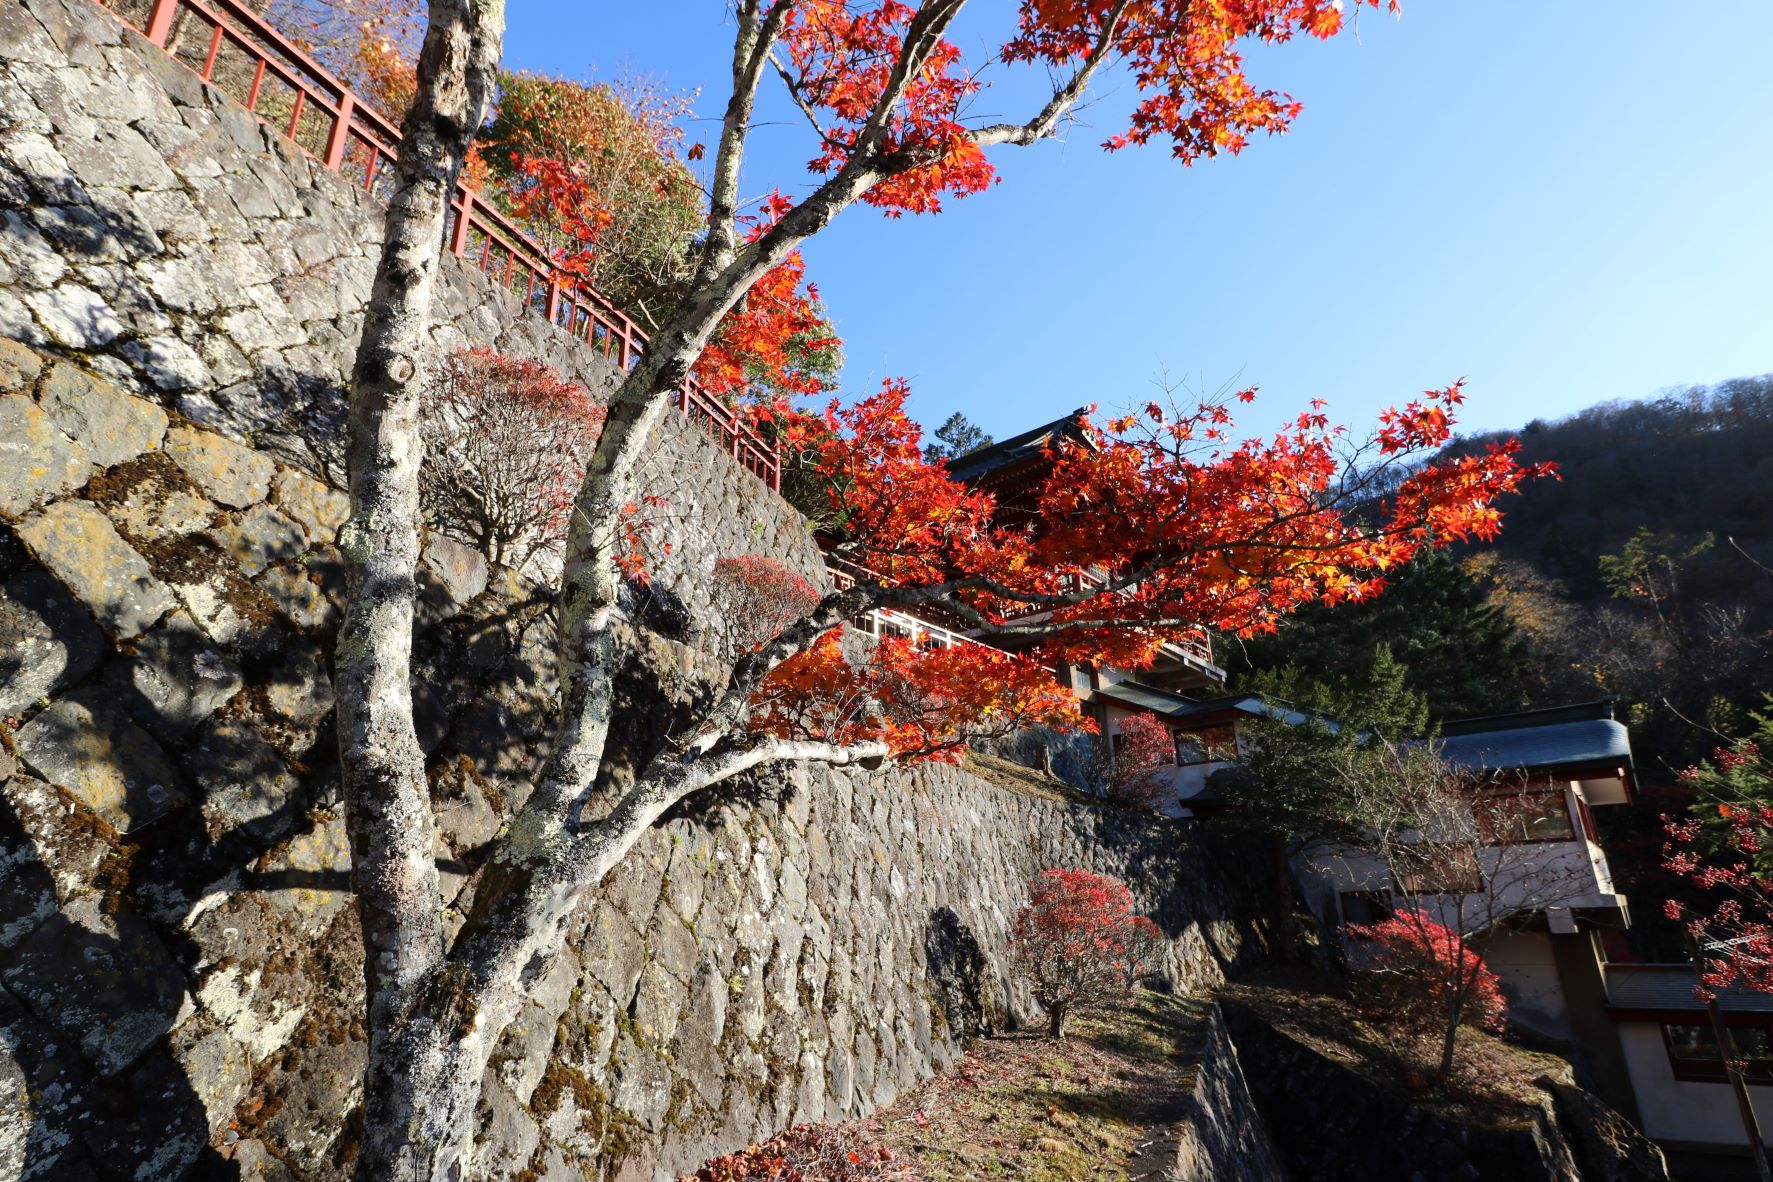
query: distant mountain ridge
1455 374 1773 597
1226 371 1773 772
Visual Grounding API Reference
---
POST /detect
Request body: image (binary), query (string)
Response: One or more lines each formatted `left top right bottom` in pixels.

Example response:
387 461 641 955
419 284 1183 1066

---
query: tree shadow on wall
0 750 347 1179
1078 811 1279 978
924 907 996 1041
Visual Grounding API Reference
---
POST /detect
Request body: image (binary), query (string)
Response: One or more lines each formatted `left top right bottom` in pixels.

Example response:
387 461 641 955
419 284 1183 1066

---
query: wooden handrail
106 0 781 492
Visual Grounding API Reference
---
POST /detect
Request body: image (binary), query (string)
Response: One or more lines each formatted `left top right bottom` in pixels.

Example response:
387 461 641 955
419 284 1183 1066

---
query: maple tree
1345 910 1508 1081
503 141 841 396
1010 868 1165 1037
330 1 1556 1176
1091 713 1176 810
763 377 1547 678
692 215 844 401
724 375 1547 766
483 73 704 323
750 628 1081 761
1664 726 1773 996
1662 726 1773 1180
417 346 605 569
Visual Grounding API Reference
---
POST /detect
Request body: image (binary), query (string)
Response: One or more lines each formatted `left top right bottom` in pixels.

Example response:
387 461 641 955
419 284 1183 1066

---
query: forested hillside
1227 373 1773 775
1464 375 1773 595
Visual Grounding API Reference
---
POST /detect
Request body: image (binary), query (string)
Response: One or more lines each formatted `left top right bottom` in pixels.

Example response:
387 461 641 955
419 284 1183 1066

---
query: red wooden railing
825 563 1211 678
97 0 781 491
827 565 999 658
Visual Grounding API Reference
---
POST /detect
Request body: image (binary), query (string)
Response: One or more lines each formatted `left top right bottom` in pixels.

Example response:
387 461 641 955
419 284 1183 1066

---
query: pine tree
1225 643 1434 850
1227 547 1532 720
922 412 993 463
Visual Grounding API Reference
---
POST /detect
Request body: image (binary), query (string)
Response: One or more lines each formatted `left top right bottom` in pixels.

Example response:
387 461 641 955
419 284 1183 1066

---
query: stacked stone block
0 340 1269 1180
0 0 1272 1175
0 0 612 457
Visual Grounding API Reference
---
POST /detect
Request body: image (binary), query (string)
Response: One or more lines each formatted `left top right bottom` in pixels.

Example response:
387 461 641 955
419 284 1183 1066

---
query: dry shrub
681 1122 917 1182
710 554 821 661
420 346 605 571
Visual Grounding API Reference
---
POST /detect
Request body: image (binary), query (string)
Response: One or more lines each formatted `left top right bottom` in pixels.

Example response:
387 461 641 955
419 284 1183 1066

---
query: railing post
143 0 178 45
449 189 472 257
322 93 354 170
114 0 796 500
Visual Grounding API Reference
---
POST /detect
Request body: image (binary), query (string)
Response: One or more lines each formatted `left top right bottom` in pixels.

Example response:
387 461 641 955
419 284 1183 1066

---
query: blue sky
504 2 1772 443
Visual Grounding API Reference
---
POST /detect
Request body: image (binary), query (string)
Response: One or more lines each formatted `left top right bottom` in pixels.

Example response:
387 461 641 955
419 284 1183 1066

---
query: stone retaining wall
0 340 1272 1181
0 0 620 448
0 0 827 607
1172 1004 1287 1182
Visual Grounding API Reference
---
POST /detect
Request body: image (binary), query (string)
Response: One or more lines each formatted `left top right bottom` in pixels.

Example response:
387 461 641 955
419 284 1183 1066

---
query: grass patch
959 753 1101 806
868 989 1204 1181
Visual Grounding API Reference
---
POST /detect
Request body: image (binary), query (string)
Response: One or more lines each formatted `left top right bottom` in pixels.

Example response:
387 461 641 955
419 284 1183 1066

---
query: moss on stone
138 531 281 631
528 1051 643 1167
92 839 139 914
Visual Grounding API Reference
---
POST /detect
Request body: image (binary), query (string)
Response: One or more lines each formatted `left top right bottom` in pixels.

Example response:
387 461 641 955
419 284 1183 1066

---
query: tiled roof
1606 965 1773 1015
944 409 1091 484
1437 718 1633 775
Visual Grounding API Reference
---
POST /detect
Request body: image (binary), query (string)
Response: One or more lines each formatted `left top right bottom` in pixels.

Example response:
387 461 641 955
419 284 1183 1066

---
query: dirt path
867 991 1208 1181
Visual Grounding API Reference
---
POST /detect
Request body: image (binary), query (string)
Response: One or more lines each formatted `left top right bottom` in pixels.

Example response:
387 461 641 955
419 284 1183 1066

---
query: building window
1476 790 1576 844
1392 843 1483 895
1575 794 1599 842
1174 724 1236 766
1663 1023 1773 1082
1340 891 1393 928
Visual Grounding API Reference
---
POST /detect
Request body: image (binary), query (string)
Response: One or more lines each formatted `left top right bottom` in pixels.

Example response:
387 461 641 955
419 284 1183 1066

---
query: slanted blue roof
1607 965 1773 1015
1437 718 1633 775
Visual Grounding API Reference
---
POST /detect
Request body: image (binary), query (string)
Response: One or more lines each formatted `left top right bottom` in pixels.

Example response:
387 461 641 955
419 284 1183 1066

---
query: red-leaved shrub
1010 868 1164 1038
681 1122 916 1182
712 555 822 659
420 346 605 570
1346 909 1508 1079
1091 713 1175 810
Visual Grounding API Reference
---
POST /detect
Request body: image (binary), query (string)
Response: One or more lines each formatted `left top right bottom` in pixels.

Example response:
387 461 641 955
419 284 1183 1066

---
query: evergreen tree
1225 547 1533 721
1224 644 1434 851
923 412 993 463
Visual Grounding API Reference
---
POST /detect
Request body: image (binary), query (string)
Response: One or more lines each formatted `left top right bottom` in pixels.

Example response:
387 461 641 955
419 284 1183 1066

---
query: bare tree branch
768 48 832 140
967 0 1130 149
688 0 795 289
